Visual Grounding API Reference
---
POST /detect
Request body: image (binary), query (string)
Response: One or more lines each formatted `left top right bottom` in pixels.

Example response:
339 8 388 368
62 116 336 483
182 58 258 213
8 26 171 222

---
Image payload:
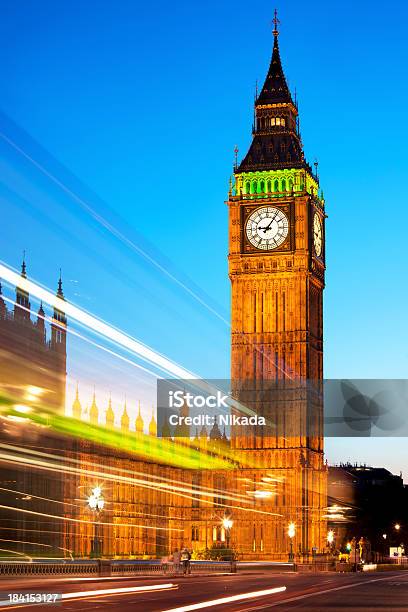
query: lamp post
288 522 295 562
88 486 105 558
222 516 233 549
382 533 387 559
327 530 334 556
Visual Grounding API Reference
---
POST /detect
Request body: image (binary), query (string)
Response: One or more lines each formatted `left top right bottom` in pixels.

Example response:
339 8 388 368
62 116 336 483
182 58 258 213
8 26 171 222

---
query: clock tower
228 15 326 558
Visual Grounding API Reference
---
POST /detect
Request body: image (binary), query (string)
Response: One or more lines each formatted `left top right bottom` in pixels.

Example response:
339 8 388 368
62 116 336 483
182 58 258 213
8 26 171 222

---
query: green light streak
0 395 247 471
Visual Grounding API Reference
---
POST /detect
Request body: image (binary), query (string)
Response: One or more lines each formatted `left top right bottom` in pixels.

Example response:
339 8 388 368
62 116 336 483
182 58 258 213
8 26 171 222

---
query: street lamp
88 486 104 558
395 523 401 532
327 530 334 555
288 522 296 562
382 533 388 559
222 516 233 548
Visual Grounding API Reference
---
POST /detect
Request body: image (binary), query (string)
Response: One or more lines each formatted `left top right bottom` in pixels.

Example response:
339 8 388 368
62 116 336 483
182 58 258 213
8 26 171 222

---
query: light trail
0 261 198 379
2 295 160 383
2 482 243 523
0 549 31 561
0 486 81 509
0 441 272 510
0 504 183 532
0 527 66 536
60 583 177 600
1 268 265 422
0 539 73 559
0 441 249 504
0 130 229 326
0 457 281 519
0 445 282 517
161 586 287 612
0 403 236 471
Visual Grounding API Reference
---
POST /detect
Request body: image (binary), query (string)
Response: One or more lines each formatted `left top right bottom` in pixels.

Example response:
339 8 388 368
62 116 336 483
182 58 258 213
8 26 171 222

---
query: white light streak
0 504 182 532
61 583 176 600
0 445 283 518
162 586 287 612
0 261 198 379
0 130 229 326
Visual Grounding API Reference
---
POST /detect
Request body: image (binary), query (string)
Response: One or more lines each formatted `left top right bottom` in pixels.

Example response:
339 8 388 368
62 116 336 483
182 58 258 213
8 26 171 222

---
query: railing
111 560 235 575
0 561 98 576
0 559 236 577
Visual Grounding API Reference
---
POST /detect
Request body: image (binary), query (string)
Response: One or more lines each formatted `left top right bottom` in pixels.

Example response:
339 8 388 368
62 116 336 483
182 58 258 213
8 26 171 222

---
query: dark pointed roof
256 35 293 106
57 269 64 299
236 23 317 177
21 254 27 279
238 132 304 173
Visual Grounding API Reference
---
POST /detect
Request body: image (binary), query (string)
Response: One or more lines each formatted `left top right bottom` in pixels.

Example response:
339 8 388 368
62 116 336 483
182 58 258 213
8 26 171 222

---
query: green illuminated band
233 169 323 203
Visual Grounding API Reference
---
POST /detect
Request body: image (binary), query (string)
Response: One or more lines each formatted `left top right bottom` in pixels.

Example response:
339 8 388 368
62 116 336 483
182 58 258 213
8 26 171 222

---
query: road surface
1 570 408 610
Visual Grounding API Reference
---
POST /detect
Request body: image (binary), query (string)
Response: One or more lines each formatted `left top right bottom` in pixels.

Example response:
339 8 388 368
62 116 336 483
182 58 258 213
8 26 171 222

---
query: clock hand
260 213 279 232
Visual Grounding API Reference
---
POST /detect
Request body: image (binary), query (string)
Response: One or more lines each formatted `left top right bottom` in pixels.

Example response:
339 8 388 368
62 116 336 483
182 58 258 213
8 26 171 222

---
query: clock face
245 206 289 250
313 213 323 257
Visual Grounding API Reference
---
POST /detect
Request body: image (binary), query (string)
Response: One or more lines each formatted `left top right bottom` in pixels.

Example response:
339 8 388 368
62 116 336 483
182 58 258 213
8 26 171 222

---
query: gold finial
272 8 280 37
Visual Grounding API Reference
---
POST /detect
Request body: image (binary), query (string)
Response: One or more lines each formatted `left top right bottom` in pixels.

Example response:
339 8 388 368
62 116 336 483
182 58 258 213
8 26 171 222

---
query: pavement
0 570 408 611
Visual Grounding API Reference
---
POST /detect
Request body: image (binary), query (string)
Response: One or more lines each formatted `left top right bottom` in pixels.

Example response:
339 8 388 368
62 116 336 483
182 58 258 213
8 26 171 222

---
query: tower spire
52 268 67 350
106 393 115 428
36 300 45 341
136 400 144 434
57 269 64 298
72 383 82 420
90 387 98 424
121 398 129 432
256 15 293 106
21 251 27 279
272 8 280 38
236 14 313 174
149 405 157 437
15 252 30 320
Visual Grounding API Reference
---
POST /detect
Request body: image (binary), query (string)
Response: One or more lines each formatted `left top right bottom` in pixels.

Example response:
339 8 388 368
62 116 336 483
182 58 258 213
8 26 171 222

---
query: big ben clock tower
228 14 326 558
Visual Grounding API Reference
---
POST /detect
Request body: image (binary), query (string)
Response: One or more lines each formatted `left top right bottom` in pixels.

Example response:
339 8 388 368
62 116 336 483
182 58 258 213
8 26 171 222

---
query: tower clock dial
245 206 289 250
313 213 323 257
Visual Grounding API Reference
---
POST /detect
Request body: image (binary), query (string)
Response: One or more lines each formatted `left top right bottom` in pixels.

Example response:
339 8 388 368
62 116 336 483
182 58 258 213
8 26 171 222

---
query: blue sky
1 0 408 475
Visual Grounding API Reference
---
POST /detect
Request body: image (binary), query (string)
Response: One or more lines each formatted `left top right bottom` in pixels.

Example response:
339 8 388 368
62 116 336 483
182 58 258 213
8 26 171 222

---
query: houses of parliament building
0 18 327 560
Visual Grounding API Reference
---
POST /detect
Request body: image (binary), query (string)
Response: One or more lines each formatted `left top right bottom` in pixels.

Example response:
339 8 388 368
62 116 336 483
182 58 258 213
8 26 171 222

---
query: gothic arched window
252 180 258 194
267 180 272 192
245 181 251 194
274 179 279 192
260 180 265 193
281 179 286 191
